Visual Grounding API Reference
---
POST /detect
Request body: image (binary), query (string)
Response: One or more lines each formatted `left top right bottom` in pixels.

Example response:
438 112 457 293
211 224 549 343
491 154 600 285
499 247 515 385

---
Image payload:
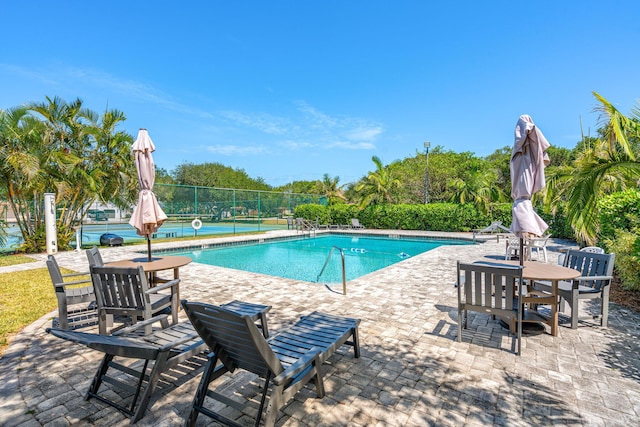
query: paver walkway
1 230 639 426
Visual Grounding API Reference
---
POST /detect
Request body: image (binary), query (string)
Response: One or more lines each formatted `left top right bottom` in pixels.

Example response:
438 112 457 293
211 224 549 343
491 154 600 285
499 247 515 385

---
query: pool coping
149 229 483 256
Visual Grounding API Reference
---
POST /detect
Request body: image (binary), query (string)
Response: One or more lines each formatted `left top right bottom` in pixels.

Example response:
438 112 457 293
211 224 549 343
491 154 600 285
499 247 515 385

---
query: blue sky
1 1 639 187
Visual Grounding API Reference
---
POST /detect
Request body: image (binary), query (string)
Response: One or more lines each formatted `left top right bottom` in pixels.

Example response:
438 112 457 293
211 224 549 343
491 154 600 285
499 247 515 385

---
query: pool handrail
316 245 347 295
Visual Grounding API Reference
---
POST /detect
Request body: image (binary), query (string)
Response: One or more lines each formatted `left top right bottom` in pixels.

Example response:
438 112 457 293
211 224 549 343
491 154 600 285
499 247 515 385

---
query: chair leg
263 380 282 427
255 371 272 427
601 288 610 327
130 351 171 423
85 354 114 401
186 352 219 427
570 290 580 329
350 326 361 358
57 296 69 330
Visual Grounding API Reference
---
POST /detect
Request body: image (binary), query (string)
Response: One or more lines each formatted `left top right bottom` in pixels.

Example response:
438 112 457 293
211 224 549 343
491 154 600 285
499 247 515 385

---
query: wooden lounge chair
351 218 365 229
182 301 360 427
46 254 96 330
46 301 272 424
532 249 615 328
90 265 180 334
47 315 206 424
457 261 525 355
474 220 511 234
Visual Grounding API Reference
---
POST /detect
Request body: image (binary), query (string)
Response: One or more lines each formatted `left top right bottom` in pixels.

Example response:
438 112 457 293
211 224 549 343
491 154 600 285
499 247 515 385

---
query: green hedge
598 189 640 291
598 189 640 240
294 202 514 232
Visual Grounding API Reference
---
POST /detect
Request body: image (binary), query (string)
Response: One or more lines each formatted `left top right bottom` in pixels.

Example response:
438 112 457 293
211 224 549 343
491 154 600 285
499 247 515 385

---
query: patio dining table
494 260 581 336
106 255 192 303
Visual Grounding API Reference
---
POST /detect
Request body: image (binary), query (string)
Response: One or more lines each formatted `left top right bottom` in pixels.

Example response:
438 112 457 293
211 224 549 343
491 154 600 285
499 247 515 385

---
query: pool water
165 234 471 283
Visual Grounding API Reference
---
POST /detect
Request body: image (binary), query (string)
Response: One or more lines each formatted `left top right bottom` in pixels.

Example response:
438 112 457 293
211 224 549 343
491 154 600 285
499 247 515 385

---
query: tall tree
356 156 402 207
0 97 136 251
545 92 640 244
313 174 346 205
448 165 505 214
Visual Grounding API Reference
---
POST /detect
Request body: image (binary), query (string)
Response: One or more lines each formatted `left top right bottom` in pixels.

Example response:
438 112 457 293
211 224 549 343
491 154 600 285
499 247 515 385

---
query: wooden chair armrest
145 279 180 293
62 271 90 278
272 346 322 386
574 275 613 282
112 314 171 336
55 278 93 289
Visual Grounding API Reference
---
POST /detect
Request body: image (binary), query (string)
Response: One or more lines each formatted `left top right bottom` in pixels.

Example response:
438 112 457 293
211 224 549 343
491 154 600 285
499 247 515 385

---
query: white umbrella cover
128 129 167 259
510 115 550 239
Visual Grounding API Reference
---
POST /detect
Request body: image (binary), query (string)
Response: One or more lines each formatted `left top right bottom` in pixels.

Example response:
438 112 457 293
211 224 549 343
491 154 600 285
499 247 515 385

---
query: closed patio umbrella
128 128 167 261
510 115 550 265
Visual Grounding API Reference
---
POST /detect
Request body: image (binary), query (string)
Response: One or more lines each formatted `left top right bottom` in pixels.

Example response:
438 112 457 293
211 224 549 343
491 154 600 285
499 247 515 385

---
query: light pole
424 141 431 204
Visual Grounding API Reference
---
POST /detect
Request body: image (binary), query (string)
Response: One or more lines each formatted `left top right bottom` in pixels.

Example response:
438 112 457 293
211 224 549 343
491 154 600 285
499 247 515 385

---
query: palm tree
448 167 505 214
0 97 136 251
546 92 640 244
0 106 44 241
316 173 346 205
356 156 402 207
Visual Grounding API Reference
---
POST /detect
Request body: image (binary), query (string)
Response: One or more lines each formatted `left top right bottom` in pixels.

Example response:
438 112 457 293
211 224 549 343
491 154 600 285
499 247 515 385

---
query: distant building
85 201 129 222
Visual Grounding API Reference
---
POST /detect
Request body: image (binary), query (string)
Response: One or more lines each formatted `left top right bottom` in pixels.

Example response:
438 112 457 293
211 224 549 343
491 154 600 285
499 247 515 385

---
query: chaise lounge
182 301 360 427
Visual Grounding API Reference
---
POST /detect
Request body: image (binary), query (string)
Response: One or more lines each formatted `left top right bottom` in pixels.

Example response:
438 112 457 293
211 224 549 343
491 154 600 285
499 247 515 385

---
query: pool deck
1 229 640 426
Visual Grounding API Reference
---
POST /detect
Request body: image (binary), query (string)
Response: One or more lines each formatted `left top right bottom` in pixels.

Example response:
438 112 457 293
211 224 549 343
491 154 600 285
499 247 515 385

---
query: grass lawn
0 254 36 267
0 268 57 355
0 230 270 356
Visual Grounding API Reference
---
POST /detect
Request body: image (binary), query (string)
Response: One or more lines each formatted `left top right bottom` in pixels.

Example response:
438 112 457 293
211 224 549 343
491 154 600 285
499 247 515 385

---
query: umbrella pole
147 235 152 262
519 238 524 266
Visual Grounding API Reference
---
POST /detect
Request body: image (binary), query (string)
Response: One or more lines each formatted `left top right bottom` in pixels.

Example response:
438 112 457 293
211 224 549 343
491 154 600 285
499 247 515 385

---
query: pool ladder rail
316 245 347 295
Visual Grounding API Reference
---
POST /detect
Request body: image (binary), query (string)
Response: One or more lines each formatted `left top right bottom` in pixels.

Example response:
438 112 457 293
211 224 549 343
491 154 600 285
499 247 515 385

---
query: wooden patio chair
457 261 525 355
46 254 96 330
532 249 615 328
90 265 179 334
182 301 360 427
86 245 104 266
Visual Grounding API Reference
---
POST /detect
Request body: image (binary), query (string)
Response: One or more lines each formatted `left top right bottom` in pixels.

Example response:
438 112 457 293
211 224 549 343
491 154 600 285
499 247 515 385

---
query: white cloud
277 140 314 149
219 110 290 135
327 141 376 150
205 144 267 155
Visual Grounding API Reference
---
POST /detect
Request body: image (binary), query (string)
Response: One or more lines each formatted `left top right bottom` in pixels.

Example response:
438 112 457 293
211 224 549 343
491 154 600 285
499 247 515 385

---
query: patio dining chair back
457 261 524 355
529 234 551 262
46 254 96 330
90 265 179 335
86 245 104 266
533 249 615 328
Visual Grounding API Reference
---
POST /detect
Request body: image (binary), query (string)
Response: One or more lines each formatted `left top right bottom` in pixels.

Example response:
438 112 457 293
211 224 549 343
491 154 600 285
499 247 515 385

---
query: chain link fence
1 185 327 250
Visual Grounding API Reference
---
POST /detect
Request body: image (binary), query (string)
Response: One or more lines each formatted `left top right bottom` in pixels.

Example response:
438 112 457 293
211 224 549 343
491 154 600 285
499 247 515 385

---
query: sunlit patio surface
1 230 639 426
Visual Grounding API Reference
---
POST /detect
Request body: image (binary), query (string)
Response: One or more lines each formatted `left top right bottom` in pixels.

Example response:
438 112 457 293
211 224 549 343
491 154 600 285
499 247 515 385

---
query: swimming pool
162 234 472 283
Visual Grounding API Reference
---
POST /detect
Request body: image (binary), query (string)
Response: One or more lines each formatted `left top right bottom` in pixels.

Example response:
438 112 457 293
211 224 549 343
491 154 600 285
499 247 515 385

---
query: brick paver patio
1 230 639 426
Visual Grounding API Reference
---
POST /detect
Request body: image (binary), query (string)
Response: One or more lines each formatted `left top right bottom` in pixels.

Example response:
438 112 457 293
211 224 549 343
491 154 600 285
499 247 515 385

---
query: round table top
499 260 581 281
107 255 192 272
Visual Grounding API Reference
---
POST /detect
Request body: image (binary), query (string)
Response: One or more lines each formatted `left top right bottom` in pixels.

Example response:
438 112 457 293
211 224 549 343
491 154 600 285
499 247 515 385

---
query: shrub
603 229 640 291
598 189 640 242
295 202 519 232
